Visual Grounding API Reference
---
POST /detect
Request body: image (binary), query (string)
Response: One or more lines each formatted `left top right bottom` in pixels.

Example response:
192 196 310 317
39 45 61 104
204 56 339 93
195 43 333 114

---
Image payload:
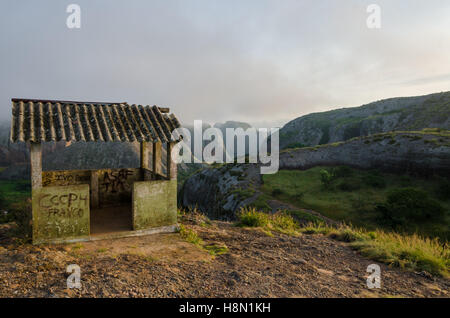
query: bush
320 169 334 189
376 187 445 227
364 174 386 188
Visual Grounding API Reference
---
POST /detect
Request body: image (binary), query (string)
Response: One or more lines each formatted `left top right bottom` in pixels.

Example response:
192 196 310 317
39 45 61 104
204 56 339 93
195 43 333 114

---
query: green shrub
376 188 445 227
320 169 334 189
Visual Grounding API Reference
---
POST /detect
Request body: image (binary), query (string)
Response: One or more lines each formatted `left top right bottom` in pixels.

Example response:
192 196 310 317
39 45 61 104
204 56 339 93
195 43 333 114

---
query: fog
1 0 449 127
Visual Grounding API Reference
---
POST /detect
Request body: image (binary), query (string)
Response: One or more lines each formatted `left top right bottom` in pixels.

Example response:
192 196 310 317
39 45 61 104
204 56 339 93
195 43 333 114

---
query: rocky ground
0 219 448 298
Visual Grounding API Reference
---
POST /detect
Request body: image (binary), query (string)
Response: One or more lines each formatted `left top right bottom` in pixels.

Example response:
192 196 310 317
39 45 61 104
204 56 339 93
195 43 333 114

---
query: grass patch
204 244 229 256
300 222 449 277
179 224 204 246
71 243 84 250
178 223 229 257
236 207 301 236
261 166 450 239
0 180 31 215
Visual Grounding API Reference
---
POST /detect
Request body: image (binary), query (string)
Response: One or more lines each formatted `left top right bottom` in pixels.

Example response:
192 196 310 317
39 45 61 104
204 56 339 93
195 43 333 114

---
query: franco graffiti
32 185 90 243
38 192 88 218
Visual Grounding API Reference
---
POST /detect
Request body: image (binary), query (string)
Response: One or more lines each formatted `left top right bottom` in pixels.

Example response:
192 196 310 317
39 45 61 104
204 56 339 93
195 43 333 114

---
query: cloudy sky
1 0 449 127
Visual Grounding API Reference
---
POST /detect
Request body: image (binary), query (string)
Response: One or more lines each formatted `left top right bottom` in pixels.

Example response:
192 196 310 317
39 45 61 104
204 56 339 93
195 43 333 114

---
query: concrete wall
43 168 141 207
132 180 177 230
43 170 91 187
32 184 90 244
35 168 177 243
98 168 140 206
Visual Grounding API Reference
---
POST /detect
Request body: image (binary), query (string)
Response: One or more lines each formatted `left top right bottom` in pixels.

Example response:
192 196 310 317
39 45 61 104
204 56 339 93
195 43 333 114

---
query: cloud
0 0 449 127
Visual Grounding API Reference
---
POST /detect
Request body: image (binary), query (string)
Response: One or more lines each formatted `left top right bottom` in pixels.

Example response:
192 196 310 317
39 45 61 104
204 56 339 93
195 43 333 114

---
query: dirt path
0 221 448 298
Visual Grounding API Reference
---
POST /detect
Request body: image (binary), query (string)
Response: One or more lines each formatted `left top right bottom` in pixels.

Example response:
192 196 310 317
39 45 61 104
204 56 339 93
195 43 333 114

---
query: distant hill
280 91 450 149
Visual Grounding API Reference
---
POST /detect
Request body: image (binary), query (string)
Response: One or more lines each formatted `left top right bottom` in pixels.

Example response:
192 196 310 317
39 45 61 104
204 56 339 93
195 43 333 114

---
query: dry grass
301 222 449 277
237 207 301 236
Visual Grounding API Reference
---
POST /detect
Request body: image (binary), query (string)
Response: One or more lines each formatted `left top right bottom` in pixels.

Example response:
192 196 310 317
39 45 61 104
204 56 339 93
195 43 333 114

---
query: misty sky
1 0 450 128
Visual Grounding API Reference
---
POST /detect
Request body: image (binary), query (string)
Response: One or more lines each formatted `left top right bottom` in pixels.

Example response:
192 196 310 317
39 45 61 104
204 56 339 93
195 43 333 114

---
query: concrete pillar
167 142 177 180
30 142 42 189
140 141 149 169
90 170 99 208
153 141 162 178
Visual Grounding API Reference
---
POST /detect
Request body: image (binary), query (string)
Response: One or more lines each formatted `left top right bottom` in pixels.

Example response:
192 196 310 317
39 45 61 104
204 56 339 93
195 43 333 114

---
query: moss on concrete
32 184 90 244
132 180 177 230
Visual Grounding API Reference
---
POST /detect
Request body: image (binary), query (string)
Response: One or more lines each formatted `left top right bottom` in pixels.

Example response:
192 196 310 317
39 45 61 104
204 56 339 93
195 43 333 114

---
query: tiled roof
10 99 181 143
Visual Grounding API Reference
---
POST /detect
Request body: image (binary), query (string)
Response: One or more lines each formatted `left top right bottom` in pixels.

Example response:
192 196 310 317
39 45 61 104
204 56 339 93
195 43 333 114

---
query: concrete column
90 170 99 208
30 142 42 189
140 141 149 169
153 141 162 177
167 142 177 180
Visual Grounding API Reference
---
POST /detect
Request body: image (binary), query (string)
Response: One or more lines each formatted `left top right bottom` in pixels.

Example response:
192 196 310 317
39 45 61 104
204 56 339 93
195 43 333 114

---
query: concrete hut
10 98 181 244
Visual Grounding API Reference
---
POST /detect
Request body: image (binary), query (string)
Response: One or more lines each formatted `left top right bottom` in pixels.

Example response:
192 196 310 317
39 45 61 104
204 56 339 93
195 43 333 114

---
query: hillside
280 91 450 149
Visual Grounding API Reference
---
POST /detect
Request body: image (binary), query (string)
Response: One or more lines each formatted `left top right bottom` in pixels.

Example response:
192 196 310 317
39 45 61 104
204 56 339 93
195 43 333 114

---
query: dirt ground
0 220 448 298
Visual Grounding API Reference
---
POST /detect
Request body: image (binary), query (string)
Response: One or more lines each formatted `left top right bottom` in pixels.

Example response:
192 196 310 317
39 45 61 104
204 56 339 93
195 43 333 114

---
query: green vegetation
236 208 301 236
179 224 204 246
178 221 228 257
299 222 449 278
204 244 229 256
235 208 449 277
282 129 450 152
284 142 306 149
0 180 31 216
260 166 450 240
376 188 445 227
230 187 255 201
